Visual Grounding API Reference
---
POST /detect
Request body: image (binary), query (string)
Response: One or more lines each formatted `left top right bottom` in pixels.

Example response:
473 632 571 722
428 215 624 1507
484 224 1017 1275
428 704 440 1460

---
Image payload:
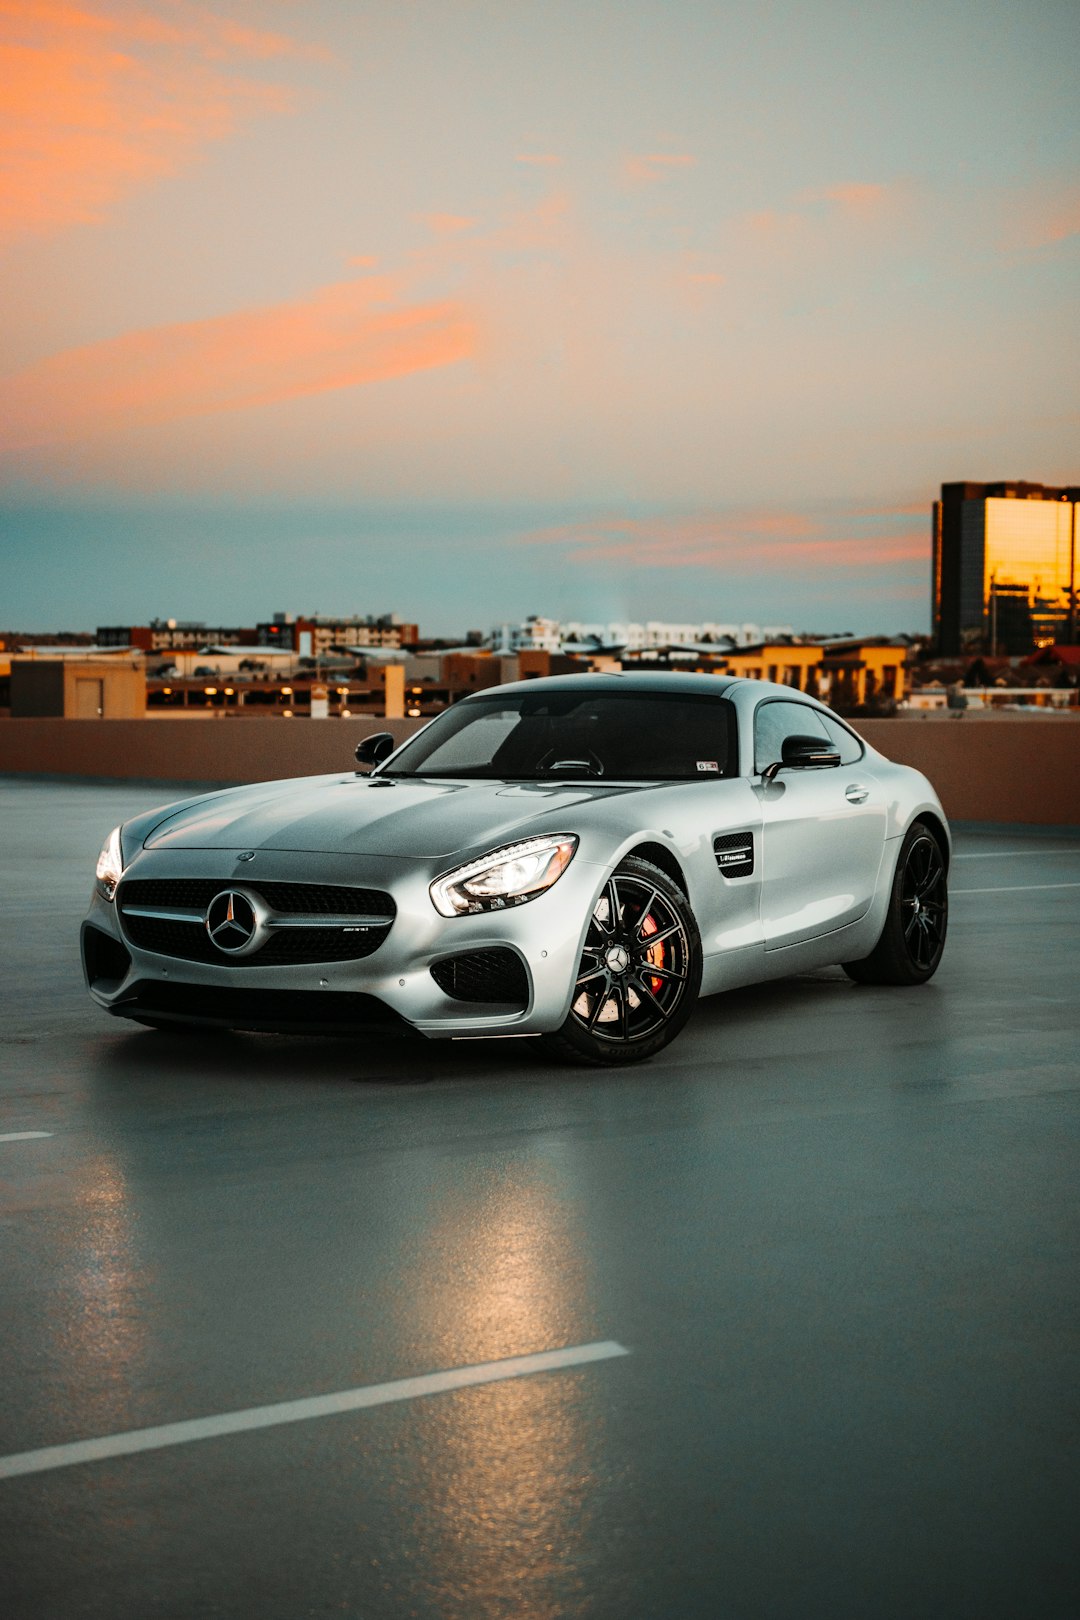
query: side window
817 712 864 765
753 700 830 774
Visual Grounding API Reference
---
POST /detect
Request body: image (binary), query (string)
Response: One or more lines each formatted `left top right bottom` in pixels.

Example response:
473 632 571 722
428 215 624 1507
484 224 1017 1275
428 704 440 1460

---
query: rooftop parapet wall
0 716 1077 826
0 718 419 791
859 718 1079 827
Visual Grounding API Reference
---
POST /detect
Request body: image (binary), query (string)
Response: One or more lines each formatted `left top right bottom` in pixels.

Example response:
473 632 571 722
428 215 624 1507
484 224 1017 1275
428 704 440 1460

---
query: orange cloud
745 208 803 237
515 153 561 166
420 213 480 235
800 181 889 215
623 153 696 187
521 511 927 572
1037 205 1080 246
1006 185 1080 251
0 276 477 448
0 0 323 243
742 182 897 244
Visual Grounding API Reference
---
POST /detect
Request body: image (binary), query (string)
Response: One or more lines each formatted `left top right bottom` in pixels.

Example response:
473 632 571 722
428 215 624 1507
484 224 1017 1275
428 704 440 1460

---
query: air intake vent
110 982 403 1035
82 923 132 989
714 831 754 878
430 949 529 1007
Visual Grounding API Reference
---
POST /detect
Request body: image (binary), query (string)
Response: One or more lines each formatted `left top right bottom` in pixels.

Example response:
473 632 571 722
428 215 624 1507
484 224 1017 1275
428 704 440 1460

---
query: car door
753 698 887 950
698 776 766 958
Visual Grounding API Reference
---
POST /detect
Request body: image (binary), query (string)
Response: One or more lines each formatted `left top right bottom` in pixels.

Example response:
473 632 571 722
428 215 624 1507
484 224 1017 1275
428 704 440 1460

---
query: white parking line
954 849 1080 860
0 1340 629 1482
953 882 1080 896
0 1132 53 1143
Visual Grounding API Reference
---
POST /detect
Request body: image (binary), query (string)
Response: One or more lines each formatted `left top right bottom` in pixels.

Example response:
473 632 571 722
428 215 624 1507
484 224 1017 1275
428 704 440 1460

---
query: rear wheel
843 820 948 985
540 856 702 1065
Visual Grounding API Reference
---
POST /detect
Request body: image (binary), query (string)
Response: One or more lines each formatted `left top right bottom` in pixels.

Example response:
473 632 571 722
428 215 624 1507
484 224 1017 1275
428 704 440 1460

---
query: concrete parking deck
1 779 1077 1619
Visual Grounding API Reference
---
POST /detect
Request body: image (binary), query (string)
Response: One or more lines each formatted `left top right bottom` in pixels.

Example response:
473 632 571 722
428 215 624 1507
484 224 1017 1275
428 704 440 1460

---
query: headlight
431 834 578 917
95 825 124 901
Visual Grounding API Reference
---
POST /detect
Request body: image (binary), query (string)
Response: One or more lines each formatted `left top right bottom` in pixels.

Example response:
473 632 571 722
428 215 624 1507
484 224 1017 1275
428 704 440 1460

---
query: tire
540 856 703 1066
843 820 948 986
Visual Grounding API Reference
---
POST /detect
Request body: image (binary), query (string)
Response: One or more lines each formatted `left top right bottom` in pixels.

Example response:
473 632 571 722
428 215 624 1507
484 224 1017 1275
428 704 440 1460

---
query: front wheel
843 820 948 986
540 856 702 1065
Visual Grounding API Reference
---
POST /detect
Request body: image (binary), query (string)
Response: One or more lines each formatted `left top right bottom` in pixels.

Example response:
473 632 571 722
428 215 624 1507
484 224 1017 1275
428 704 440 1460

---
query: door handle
845 783 870 804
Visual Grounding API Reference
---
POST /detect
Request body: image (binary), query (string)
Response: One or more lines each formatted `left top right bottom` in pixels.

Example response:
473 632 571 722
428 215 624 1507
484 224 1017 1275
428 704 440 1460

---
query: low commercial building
145 645 298 678
617 638 907 708
287 615 419 656
818 639 908 707
498 617 796 652
719 643 825 691
97 620 256 650
10 657 146 718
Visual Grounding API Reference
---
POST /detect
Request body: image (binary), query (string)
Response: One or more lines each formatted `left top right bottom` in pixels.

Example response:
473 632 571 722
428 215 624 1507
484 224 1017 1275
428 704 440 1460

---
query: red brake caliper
641 912 665 992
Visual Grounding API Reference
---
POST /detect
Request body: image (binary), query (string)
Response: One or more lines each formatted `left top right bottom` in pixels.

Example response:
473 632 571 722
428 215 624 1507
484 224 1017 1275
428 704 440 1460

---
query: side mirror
355 732 396 769
762 734 841 782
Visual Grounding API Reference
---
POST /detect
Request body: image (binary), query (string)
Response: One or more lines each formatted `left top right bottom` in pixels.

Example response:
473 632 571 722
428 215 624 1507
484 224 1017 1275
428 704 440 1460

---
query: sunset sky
2 0 1077 636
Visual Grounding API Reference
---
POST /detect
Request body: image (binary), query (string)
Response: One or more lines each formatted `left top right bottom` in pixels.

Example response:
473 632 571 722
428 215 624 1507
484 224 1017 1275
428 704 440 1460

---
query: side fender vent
714 831 755 878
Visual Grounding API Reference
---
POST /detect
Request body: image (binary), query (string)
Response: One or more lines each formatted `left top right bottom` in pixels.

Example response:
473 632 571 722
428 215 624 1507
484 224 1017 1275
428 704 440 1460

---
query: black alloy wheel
541 855 702 1065
901 832 949 971
843 820 948 986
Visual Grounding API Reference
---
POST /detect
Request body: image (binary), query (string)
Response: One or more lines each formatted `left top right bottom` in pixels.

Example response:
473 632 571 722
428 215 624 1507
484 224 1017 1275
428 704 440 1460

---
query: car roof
461 670 740 700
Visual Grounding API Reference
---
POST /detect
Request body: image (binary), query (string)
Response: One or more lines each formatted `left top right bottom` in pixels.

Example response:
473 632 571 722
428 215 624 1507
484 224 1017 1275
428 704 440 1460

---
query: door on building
75 678 104 718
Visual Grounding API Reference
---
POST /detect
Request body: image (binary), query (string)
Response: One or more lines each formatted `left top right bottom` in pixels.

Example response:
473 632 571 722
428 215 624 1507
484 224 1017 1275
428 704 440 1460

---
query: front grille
116 877 395 966
122 914 222 964
714 831 755 878
118 879 394 917
120 914 389 966
256 929 389 965
110 981 405 1035
430 948 529 1007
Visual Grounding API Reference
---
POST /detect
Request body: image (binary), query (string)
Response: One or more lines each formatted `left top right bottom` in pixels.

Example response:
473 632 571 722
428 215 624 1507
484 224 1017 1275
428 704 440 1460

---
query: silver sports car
82 673 950 1064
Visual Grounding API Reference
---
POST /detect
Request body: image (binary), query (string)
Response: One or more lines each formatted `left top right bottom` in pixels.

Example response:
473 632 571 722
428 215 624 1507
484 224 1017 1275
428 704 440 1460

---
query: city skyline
2 0 1077 634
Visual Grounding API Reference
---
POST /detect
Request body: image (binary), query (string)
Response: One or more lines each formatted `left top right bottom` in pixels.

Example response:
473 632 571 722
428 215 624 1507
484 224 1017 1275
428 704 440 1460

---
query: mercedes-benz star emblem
205 890 258 954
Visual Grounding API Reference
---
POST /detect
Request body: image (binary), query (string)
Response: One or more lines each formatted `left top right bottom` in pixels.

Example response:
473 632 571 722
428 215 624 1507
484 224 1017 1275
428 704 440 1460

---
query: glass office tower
932 482 1078 655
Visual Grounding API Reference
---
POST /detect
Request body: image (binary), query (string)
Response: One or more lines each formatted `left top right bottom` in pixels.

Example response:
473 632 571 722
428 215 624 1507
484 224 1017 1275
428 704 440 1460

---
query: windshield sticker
696 761 719 772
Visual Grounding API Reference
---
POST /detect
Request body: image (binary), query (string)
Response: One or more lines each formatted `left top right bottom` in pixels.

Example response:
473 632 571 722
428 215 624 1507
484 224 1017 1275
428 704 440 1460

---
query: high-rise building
933 482 1078 655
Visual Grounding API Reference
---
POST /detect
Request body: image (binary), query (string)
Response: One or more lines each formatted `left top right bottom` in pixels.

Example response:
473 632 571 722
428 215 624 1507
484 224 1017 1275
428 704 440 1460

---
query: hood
142 773 643 859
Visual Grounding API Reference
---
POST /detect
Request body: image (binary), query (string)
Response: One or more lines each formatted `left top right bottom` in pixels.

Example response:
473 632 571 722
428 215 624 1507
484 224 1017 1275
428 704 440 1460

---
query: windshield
381 689 737 781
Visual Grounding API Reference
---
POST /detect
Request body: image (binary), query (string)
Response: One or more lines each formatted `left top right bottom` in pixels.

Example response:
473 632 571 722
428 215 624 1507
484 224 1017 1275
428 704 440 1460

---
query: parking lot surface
1 778 1078 1619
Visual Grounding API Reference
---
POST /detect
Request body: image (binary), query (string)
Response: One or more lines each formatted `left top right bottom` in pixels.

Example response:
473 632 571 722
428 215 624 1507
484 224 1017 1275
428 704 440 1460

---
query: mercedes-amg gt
82 674 950 1064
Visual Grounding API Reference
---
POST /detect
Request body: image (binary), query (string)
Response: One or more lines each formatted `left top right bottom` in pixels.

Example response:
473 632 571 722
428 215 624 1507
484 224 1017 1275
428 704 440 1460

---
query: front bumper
82 845 605 1039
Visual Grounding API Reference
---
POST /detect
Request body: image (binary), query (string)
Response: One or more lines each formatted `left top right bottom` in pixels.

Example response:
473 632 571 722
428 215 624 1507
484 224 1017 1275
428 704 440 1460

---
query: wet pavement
1 778 1078 1619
